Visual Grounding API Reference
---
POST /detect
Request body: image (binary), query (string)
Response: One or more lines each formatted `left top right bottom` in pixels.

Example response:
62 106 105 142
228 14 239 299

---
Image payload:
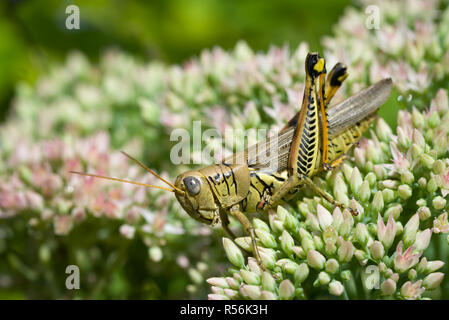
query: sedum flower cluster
208 90 449 300
1 0 448 299
323 0 449 108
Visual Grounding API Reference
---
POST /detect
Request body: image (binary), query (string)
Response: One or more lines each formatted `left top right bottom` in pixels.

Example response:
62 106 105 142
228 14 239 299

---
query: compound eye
183 176 201 196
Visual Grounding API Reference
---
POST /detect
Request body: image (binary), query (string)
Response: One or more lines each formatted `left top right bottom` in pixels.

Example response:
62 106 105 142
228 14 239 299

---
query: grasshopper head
306 52 326 78
174 171 220 226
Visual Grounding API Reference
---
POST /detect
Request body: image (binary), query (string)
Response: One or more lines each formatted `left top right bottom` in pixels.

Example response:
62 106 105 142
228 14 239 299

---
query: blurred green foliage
0 0 350 120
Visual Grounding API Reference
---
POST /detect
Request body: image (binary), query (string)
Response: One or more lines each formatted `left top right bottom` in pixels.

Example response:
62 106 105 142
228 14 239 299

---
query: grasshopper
71 53 392 269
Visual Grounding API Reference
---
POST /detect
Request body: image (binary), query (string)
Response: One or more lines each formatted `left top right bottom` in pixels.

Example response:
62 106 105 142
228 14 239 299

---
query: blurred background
0 0 359 300
0 0 351 122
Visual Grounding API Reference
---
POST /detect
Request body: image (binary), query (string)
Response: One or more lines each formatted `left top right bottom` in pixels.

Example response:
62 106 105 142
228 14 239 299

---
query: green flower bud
280 230 294 256
325 240 337 255
359 181 371 202
354 148 366 168
207 277 230 289
284 210 299 230
223 238 245 267
411 144 423 159
342 163 353 181
298 202 309 217
369 241 385 261
279 279 295 300
294 263 309 284
317 204 333 230
253 218 270 232
381 279 397 296
188 268 203 284
426 260 445 273
340 270 351 281
271 219 285 234
307 249 326 270
241 284 261 299
420 153 435 169
432 196 446 210
210 286 225 295
255 229 277 248
398 184 412 200
425 127 434 142
240 269 260 285
412 109 425 128
423 272 444 290
292 246 306 259
355 223 370 245
414 229 432 251
403 214 420 246
416 198 427 207
328 280 344 296
367 144 381 163
276 258 299 274
428 111 440 128
401 171 414 184
374 165 387 180
365 172 377 187
313 235 324 251
261 271 276 292
299 226 312 239
306 213 320 231
277 205 288 221
332 207 344 232
354 250 368 265
226 277 240 290
335 190 349 208
350 167 363 194
372 191 384 213
397 127 410 149
318 271 331 285
382 189 395 203
325 258 340 274
233 272 243 282
301 238 315 253
433 159 446 174
338 240 355 262
376 118 393 142
235 237 252 252
395 221 404 235
223 288 238 299
408 269 417 281
417 257 428 273
382 180 398 190
260 290 277 300
427 177 438 193
338 211 354 237
385 204 403 220
412 128 425 147
418 177 427 190
258 247 277 269
247 257 262 276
